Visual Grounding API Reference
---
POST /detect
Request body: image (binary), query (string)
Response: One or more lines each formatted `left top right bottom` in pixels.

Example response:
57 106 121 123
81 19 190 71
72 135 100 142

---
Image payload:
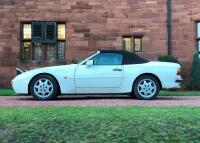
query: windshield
78 51 97 64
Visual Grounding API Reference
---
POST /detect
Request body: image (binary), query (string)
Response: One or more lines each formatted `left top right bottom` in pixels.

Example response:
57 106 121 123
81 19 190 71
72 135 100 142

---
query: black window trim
20 21 66 61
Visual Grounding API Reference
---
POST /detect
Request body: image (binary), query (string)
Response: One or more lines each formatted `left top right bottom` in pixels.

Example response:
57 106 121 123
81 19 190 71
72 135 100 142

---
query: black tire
29 75 59 100
133 75 160 100
130 91 136 98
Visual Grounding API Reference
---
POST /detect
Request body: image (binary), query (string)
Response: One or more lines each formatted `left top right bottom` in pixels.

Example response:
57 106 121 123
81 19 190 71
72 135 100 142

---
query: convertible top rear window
100 50 149 65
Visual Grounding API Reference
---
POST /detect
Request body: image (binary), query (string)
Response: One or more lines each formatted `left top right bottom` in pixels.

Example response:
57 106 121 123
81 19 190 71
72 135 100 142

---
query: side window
91 53 123 65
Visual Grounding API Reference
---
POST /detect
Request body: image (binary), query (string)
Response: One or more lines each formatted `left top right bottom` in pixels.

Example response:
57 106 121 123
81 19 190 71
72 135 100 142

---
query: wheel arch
28 73 61 95
133 73 162 90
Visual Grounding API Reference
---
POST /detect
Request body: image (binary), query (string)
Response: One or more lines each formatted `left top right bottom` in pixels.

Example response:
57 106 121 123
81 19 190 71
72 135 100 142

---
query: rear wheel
30 75 59 100
133 75 160 100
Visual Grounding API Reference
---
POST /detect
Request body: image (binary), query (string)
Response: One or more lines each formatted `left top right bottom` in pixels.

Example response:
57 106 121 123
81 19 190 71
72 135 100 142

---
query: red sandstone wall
0 0 172 88
171 0 197 85
172 1 194 70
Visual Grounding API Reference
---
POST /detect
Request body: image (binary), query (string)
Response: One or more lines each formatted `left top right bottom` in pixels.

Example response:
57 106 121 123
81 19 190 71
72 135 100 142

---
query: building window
196 22 200 54
57 24 66 40
23 42 32 60
123 36 142 52
21 22 66 61
58 42 65 60
23 24 32 39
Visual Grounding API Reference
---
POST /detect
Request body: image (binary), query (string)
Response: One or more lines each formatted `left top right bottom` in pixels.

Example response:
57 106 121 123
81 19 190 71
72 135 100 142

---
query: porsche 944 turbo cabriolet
12 50 182 100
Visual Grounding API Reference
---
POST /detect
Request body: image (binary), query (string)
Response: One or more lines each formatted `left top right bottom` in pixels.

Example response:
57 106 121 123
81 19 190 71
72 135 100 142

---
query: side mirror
86 60 94 67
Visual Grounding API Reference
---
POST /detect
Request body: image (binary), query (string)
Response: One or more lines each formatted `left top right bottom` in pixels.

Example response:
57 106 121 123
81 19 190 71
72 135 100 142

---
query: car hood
14 64 78 80
35 64 78 72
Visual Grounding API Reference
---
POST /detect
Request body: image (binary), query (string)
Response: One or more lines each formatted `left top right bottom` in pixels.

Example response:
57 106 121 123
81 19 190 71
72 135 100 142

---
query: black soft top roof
100 50 149 65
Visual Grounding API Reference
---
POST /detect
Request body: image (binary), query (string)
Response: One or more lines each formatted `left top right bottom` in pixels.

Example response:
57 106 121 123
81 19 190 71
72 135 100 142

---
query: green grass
159 91 200 96
0 89 16 96
1 107 200 143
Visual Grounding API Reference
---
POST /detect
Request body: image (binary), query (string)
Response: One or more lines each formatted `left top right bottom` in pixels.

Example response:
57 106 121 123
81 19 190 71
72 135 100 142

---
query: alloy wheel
33 78 54 98
137 78 157 98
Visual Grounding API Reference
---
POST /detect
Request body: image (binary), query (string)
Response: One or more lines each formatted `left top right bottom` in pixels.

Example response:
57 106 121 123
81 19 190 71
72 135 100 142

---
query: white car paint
12 51 182 95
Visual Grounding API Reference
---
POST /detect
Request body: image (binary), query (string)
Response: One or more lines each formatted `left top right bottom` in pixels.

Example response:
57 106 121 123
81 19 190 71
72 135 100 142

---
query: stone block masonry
0 0 198 88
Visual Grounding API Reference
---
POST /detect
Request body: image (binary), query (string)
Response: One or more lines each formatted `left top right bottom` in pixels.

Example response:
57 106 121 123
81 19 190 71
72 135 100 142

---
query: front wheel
29 75 59 100
133 75 160 100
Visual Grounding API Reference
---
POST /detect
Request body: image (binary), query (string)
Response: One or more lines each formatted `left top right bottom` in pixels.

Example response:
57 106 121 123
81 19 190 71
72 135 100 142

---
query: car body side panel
119 62 181 93
12 64 77 94
74 65 124 94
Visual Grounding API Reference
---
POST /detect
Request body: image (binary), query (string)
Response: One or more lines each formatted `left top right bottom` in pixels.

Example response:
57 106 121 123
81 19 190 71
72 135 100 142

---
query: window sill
20 59 66 64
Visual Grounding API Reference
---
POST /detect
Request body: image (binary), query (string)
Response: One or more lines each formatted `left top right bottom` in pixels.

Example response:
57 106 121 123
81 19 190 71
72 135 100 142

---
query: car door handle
113 68 122 71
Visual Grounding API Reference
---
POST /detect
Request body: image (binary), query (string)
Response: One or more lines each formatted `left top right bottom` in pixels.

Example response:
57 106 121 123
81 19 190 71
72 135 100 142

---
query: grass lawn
0 89 16 96
159 90 200 96
1 89 200 96
1 107 200 143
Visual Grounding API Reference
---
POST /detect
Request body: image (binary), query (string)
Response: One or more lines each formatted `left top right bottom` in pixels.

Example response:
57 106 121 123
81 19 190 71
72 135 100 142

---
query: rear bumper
162 76 182 89
174 77 183 88
173 79 183 89
175 80 183 83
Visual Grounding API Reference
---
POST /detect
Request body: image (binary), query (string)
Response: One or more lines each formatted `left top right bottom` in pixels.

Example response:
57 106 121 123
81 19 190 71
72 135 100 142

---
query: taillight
177 68 182 76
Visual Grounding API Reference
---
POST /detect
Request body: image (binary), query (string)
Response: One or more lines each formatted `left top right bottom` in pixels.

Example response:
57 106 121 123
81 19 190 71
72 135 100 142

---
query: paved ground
0 95 200 107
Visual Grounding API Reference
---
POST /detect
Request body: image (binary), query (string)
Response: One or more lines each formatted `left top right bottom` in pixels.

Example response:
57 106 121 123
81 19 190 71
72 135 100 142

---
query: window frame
123 35 143 52
196 21 200 54
20 22 32 61
20 21 66 61
56 22 66 60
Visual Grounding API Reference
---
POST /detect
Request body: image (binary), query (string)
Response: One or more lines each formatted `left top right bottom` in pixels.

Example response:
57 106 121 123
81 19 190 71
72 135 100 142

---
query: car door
75 53 124 93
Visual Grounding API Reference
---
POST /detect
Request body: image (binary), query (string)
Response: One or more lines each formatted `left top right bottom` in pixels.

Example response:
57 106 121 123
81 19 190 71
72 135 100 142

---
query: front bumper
11 78 29 94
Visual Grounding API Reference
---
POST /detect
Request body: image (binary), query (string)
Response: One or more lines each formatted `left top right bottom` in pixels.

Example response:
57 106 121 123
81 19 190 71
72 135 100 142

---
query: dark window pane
198 40 200 52
134 37 142 52
33 43 42 61
58 42 65 60
92 53 122 65
46 22 56 40
47 44 56 60
23 42 31 60
123 37 132 52
32 22 44 39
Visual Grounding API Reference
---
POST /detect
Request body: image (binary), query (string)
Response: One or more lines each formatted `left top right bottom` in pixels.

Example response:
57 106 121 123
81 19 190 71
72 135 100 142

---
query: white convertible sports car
12 50 182 100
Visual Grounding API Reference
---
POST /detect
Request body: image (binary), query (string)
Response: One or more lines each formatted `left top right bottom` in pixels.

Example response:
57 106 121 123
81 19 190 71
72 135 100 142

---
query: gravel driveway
0 95 200 107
